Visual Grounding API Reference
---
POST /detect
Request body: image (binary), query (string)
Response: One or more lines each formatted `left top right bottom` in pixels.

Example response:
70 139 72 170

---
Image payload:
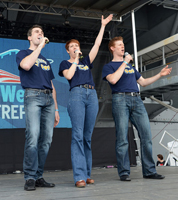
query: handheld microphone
74 50 83 59
39 37 49 44
124 52 134 65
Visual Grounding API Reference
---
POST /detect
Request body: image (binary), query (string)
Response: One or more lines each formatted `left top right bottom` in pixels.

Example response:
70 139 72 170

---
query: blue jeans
23 89 55 180
112 93 156 177
67 87 99 183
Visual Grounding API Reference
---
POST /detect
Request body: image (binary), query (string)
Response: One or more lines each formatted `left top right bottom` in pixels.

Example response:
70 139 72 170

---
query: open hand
102 14 113 26
160 65 172 77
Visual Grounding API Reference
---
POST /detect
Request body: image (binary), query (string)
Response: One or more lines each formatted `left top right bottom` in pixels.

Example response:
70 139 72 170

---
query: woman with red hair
59 14 112 188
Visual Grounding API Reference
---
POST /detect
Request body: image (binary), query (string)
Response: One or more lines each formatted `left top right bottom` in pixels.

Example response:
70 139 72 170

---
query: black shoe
143 173 165 179
120 175 131 181
24 179 36 191
35 178 55 187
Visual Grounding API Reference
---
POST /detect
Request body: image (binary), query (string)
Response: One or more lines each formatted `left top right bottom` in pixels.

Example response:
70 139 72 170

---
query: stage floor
0 166 178 200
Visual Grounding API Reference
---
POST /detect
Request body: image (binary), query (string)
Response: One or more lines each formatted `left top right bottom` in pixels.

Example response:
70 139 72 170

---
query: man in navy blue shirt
102 36 172 181
16 25 60 191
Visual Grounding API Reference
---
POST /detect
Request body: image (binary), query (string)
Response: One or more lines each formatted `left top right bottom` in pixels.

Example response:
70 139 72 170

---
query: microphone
39 37 49 44
45 40 49 44
74 50 83 59
124 52 134 66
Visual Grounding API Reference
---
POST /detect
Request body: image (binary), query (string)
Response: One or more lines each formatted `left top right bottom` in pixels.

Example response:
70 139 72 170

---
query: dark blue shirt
16 49 54 89
102 61 141 93
59 55 94 90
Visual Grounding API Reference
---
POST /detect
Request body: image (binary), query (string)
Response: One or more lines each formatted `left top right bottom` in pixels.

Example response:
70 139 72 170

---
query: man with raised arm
16 25 60 191
102 36 172 181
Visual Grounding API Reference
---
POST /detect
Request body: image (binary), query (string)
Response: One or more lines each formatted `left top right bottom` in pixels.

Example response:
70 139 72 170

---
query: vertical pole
140 56 142 72
162 46 166 65
131 10 139 89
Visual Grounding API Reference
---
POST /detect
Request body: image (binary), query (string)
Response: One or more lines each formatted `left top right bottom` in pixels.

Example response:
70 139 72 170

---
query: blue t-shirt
102 61 141 93
59 55 95 90
16 49 54 89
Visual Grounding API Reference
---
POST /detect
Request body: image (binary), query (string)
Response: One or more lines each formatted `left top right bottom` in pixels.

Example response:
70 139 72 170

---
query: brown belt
77 84 94 89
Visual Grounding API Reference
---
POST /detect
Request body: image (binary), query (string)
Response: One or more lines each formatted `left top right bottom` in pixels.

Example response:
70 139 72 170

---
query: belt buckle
130 92 134 96
83 84 88 89
45 89 50 94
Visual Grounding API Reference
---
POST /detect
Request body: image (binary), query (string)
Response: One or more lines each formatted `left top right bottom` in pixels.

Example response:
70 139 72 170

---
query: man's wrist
123 60 128 65
55 109 59 112
37 44 43 51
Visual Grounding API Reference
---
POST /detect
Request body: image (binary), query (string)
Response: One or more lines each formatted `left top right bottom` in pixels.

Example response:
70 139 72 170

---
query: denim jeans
67 87 99 183
23 89 55 180
112 93 156 177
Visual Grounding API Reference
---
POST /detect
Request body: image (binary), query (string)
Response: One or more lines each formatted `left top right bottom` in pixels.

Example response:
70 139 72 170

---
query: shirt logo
77 64 89 71
35 58 50 71
124 65 134 74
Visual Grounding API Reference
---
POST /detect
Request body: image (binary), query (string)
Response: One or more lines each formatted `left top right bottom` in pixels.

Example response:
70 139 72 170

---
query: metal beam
170 12 178 35
150 96 178 113
50 0 59 6
137 33 178 56
151 0 178 7
119 0 152 16
0 1 122 21
67 0 80 9
150 119 178 123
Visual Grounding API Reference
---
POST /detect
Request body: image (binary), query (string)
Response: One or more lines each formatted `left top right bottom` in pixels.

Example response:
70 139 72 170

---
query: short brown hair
27 25 43 37
108 36 123 54
157 154 163 160
65 39 80 51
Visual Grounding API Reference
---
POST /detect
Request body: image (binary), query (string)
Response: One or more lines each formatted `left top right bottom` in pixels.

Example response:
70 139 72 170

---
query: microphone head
74 50 83 59
124 52 129 56
124 52 134 66
38 37 49 44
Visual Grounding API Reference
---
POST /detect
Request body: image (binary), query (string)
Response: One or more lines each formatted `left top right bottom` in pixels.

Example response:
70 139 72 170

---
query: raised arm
89 14 113 63
137 65 172 87
20 37 48 71
62 60 78 80
106 62 127 84
106 54 133 85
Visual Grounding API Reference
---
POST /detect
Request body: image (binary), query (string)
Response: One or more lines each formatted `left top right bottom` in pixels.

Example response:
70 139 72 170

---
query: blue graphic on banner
0 38 71 129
